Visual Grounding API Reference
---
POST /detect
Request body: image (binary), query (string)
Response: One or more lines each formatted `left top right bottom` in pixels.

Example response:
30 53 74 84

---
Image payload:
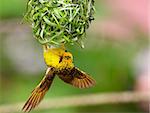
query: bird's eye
64 56 71 59
65 50 67 52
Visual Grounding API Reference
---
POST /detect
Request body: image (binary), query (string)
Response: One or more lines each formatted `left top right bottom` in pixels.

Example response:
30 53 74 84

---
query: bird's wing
22 67 55 112
58 67 96 89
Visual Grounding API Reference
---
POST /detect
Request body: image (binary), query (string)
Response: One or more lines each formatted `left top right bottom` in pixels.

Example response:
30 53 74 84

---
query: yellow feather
43 47 74 70
43 49 60 67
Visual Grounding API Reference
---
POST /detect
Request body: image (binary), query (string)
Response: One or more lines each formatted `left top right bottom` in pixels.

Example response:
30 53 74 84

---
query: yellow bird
22 45 96 112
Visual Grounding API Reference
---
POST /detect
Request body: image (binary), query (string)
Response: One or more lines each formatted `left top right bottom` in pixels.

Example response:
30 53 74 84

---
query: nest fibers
25 0 95 47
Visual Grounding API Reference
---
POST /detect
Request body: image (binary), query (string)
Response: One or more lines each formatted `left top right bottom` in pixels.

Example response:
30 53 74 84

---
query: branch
0 91 150 113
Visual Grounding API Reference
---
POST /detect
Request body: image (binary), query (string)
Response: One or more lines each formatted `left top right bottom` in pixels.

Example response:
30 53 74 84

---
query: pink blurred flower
94 0 148 40
106 0 148 33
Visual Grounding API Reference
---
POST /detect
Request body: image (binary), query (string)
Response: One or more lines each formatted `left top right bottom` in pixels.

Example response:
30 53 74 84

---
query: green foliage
0 0 26 19
25 0 95 46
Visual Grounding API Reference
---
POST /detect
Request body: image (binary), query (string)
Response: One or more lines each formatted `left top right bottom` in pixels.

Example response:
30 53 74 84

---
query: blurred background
0 0 149 113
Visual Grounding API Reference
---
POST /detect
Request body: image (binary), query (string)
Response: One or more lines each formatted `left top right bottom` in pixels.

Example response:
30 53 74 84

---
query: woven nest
25 0 95 47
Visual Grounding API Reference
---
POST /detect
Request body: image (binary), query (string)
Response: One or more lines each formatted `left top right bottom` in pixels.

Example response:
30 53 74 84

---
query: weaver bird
22 45 96 112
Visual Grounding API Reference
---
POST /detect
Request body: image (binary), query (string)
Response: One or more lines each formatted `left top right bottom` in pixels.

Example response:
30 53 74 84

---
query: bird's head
62 52 73 63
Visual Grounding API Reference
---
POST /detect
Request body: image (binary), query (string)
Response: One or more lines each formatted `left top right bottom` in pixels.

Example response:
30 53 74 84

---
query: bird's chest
44 52 60 67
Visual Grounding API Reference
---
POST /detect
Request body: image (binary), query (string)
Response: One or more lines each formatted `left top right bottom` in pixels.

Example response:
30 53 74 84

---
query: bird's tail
22 68 55 112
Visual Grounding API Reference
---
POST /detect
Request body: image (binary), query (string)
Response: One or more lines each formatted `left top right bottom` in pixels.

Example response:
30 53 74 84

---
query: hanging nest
25 0 95 47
